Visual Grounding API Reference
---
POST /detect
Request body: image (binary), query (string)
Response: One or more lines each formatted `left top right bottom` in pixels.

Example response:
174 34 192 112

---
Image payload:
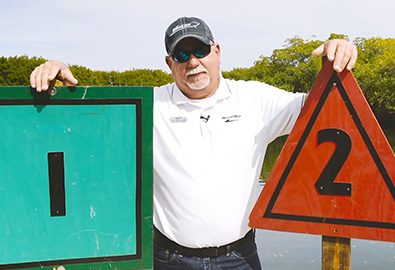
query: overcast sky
1 0 394 72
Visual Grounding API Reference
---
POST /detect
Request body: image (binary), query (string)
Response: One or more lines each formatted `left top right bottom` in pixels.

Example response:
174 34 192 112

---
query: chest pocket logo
222 115 242 123
170 117 187 123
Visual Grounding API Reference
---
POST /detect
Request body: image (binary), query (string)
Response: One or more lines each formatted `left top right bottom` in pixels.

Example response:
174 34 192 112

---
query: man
31 17 357 270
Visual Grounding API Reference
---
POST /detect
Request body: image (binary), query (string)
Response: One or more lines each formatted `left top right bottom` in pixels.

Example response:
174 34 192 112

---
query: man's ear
213 43 221 57
165 56 173 70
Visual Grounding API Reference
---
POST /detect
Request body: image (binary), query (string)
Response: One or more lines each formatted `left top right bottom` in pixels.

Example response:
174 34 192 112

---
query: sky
1 0 394 72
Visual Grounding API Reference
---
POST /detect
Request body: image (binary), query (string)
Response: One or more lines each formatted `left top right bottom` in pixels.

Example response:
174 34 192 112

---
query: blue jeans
154 236 262 270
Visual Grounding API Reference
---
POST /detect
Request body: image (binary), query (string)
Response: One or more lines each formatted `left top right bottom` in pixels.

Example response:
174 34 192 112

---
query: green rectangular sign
0 86 153 270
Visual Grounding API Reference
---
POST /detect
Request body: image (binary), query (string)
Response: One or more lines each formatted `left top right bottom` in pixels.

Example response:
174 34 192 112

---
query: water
256 229 395 269
256 125 395 269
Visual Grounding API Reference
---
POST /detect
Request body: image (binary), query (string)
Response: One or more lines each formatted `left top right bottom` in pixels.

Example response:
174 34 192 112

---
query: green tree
1 35 394 122
352 37 395 121
0 55 46 86
222 67 250 81
224 36 324 93
223 34 394 121
68 66 174 87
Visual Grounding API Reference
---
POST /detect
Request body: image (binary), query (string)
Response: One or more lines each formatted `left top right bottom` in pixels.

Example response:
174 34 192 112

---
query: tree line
0 56 174 88
223 34 394 123
1 34 393 122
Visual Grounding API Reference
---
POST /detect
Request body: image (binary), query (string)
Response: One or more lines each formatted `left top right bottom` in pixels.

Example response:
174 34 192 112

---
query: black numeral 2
315 128 352 196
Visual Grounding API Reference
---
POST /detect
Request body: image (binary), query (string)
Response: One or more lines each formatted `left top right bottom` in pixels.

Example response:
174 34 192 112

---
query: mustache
186 66 209 76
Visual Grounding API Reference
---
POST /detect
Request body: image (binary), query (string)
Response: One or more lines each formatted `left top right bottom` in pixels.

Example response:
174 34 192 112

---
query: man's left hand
312 39 358 72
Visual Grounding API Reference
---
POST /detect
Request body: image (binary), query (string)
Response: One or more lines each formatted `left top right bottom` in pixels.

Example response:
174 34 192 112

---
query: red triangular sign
249 59 395 242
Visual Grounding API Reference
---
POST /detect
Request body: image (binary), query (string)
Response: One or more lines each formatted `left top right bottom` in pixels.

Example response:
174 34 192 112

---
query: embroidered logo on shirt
170 117 187 123
222 115 242 123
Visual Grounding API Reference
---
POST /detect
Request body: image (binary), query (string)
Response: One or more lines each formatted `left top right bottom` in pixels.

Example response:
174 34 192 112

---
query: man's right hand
30 60 78 92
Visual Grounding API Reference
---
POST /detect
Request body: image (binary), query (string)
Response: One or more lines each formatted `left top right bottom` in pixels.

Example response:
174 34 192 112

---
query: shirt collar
171 76 231 106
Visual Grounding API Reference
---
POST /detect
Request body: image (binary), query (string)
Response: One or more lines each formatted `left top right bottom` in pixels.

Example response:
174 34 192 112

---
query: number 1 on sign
48 152 66 216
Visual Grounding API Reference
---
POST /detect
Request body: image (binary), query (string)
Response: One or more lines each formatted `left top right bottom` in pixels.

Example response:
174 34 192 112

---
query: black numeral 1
48 152 66 216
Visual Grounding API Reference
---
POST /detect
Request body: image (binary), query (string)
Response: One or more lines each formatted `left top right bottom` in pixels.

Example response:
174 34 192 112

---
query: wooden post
322 236 351 270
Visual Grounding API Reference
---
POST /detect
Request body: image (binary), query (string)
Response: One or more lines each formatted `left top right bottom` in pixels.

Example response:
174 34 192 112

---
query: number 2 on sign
315 128 352 196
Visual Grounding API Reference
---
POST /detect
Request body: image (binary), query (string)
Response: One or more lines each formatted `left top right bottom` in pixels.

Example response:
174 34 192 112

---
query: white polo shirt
153 76 305 248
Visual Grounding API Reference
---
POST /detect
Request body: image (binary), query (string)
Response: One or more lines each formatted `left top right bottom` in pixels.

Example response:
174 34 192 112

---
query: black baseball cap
165 17 215 56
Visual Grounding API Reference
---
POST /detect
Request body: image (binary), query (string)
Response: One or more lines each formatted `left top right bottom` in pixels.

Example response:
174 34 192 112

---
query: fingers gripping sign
30 60 78 92
312 39 358 73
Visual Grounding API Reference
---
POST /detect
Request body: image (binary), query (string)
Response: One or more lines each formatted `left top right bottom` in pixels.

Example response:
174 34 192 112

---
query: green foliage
224 36 324 93
1 35 394 121
0 55 173 87
352 37 395 121
254 36 323 93
223 34 395 121
327 33 350 41
69 65 174 87
222 67 250 81
0 55 46 86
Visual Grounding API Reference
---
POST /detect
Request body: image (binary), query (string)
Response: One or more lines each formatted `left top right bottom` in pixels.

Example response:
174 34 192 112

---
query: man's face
166 37 221 99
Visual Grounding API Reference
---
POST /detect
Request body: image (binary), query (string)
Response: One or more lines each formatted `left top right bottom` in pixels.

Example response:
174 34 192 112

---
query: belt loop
225 244 231 256
177 248 184 258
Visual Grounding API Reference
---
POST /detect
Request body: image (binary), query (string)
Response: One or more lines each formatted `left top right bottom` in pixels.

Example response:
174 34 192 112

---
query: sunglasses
172 43 211 63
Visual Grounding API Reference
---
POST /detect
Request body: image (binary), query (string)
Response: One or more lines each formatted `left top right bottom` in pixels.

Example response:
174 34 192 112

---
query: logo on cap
170 21 200 37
